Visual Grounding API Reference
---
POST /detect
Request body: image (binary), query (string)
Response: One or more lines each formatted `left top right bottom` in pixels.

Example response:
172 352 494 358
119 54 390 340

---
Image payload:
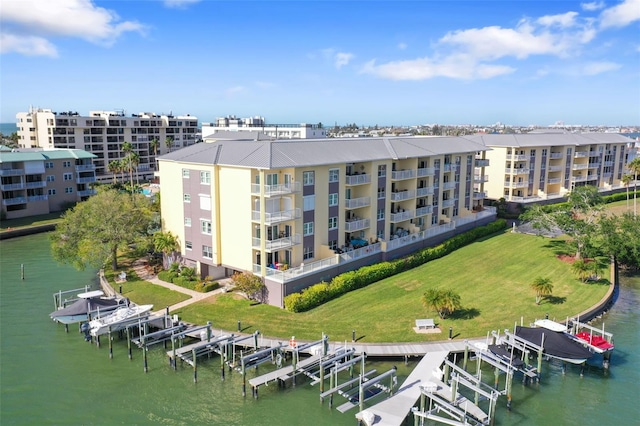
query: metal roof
0 149 96 163
158 136 488 169
464 132 634 148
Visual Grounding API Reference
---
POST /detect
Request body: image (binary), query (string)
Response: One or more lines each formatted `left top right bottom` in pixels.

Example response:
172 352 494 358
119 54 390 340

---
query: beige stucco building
157 136 496 307
0 148 96 219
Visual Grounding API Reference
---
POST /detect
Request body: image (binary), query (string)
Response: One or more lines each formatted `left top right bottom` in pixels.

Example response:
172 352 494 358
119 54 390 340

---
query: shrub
195 281 219 292
158 270 177 283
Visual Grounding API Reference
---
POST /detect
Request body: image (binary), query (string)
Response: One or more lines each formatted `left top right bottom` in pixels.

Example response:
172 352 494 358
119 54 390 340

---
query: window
45 162 53 169
530 149 536 157
63 173 73 181
184 217 191 227
303 195 315 211
377 209 385 220
200 195 211 211
201 220 212 234
185 241 193 250
182 169 190 178
303 171 314 186
328 217 338 230
328 240 338 250
328 193 338 206
184 193 191 203
46 175 55 182
63 161 71 167
202 245 213 259
378 165 386 177
65 187 73 193
303 246 314 260
377 187 385 199
328 168 339 183
200 171 211 184
48 189 56 195
303 222 314 236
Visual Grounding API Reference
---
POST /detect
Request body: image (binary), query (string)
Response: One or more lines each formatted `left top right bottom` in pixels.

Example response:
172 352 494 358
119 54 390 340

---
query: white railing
505 181 528 188
442 182 456 190
442 199 457 207
391 169 416 180
571 176 588 182
548 178 562 184
390 190 415 201
550 152 563 159
473 192 487 200
506 154 527 161
574 151 589 158
416 187 434 197
345 174 371 185
76 176 96 184
586 174 598 180
0 169 24 176
505 168 530 175
443 164 460 172
2 197 27 205
572 163 589 170
474 175 488 183
75 164 96 171
389 210 414 222
384 222 456 251
475 159 490 167
509 195 541 203
589 151 600 157
415 206 433 216
250 181 301 196
417 167 435 177
1 183 24 191
344 218 370 232
27 195 48 202
25 181 46 188
77 189 97 197
251 208 301 224
340 242 382 262
587 163 600 169
344 197 371 209
548 166 563 172
253 256 340 282
252 233 301 250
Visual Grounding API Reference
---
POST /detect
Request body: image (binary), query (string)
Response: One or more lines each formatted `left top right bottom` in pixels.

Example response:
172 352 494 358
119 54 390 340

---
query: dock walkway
248 355 321 388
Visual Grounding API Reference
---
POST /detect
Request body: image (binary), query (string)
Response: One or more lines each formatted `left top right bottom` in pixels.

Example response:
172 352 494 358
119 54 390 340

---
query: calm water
0 122 18 136
1 233 638 425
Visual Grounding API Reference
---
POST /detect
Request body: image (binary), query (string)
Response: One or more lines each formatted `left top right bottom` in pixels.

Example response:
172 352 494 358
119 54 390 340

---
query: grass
1 212 63 231
178 230 610 343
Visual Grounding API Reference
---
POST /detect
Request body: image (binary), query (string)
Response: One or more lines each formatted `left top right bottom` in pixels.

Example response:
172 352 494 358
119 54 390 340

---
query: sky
1 0 639 127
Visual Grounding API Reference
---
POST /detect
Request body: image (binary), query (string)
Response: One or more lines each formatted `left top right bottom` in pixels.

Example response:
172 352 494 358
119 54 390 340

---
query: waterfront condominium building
157 136 495 307
16 108 199 183
466 132 632 204
202 115 326 140
0 147 96 219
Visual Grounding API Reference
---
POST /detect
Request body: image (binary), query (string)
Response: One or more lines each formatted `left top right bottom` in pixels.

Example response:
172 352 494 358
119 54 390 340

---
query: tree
628 158 640 217
121 141 135 192
230 272 265 300
129 152 140 187
107 160 120 184
622 174 633 210
571 259 591 283
153 231 180 269
598 212 640 269
530 277 553 304
421 288 462 319
149 137 159 157
50 189 154 271
165 136 174 153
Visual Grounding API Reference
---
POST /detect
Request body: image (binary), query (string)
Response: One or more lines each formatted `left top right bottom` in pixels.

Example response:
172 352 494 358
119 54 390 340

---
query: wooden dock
248 354 321 388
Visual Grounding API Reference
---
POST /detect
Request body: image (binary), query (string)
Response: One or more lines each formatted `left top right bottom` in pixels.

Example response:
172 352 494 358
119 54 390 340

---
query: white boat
534 319 567 332
50 290 125 325
88 304 154 336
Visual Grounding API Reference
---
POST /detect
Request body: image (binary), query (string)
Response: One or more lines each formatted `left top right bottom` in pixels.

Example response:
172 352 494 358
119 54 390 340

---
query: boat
87 304 154 336
574 332 614 353
50 290 124 325
534 319 567 332
487 344 525 368
515 326 593 364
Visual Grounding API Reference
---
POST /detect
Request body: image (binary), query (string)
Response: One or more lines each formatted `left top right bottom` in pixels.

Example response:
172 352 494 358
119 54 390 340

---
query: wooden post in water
108 326 113 359
494 367 500 389
127 326 132 359
358 374 365 412
320 359 325 393
220 342 226 381
21 264 24 280
193 348 197 383
444 359 451 383
506 371 513 411
450 373 458 403
537 334 545 382
171 336 177 370
241 352 246 396
463 345 469 371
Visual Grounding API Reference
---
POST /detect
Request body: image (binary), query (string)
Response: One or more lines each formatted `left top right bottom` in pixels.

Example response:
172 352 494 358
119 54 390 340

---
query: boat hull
88 305 154 336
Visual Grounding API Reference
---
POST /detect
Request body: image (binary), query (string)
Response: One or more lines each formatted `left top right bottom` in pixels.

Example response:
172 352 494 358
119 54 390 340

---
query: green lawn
178 230 610 342
1 212 63 231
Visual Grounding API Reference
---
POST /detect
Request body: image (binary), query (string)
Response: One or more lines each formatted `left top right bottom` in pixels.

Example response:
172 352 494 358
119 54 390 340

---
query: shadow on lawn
544 295 567 305
543 240 574 256
449 307 480 320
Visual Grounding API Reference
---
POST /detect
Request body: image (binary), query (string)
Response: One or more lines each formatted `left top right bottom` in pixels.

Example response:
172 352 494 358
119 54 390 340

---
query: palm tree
628 158 640 217
129 152 140 187
622 174 633 210
530 277 553 305
149 137 159 157
107 160 120 184
153 231 179 269
165 136 174 153
121 141 134 192
571 259 591 283
421 288 462 319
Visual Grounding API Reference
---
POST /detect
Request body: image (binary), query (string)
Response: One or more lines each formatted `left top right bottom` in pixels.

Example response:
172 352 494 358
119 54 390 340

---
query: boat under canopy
50 297 122 324
515 326 593 364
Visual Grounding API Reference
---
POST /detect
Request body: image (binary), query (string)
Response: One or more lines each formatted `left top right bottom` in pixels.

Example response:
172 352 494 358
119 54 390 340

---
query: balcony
25 181 46 188
345 174 371 186
505 168 530 175
252 233 301 251
76 176 96 184
344 218 370 232
417 167 435 177
2 197 27 206
251 181 301 197
442 181 456 190
391 169 416 181
76 164 96 171
415 205 433 216
442 164 460 173
589 151 601 157
505 181 529 188
389 210 414 223
390 190 415 202
603 161 614 167
416 186 434 197
384 222 456 251
473 191 487 200
548 165 563 172
27 195 48 202
572 163 589 170
574 151 589 158
1 183 25 191
587 163 600 169
251 208 301 225
442 199 457 208
77 189 97 197
475 159 490 167
547 178 562 184
506 154 528 161
344 196 371 209
571 175 588 182
603 172 613 178
0 168 24 176
253 256 339 282
550 152 563 159
474 174 488 183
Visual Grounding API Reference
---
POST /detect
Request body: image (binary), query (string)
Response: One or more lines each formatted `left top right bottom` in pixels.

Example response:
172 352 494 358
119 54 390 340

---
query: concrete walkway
131 259 232 313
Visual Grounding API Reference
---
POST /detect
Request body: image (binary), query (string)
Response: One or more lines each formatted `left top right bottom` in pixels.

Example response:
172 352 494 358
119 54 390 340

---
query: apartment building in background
0 148 96 219
202 115 326 140
157 136 495 307
466 132 632 203
16 108 199 182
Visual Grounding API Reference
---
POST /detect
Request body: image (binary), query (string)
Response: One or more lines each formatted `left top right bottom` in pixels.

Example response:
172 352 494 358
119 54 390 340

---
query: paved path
131 259 232 314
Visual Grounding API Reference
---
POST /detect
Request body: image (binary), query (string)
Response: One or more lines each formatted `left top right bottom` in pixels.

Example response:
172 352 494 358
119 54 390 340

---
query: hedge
284 219 507 312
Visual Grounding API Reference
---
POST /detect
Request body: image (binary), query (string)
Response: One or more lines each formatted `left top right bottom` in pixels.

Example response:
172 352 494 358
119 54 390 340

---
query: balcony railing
340 242 382 262
603 172 613 178
548 166 563 172
344 218 370 232
27 195 48 202
475 159 490 167
572 163 589 170
251 181 301 196
442 181 456 190
0 169 24 176
505 168 530 175
417 167 435 177
506 154 528 161
0 183 24 191
344 197 371 209
253 256 340 282
390 190 415 202
505 181 528 188
384 222 456 251
2 197 27 206
548 178 562 184
571 176 588 182
391 169 416 180
251 208 301 224
25 181 46 188
442 199 457 208
574 151 589 158
587 163 600 169
76 164 96 171
443 164 460 172
550 152 563 159
473 191 487 200
77 189 97 197
416 186 434 197
389 210 414 223
474 174 489 183
589 151 601 157
345 174 371 186
415 206 433 216
252 233 301 251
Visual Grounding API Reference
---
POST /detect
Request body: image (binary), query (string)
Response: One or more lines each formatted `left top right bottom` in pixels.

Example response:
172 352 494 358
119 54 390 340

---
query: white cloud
582 61 622 75
537 12 580 28
334 52 353 69
0 33 58 57
164 0 201 9
0 0 145 56
225 86 246 97
581 2 606 11
397 42 407 50
599 0 640 28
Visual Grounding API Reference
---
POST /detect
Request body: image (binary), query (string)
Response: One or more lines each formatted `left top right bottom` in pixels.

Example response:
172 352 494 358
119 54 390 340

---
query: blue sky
1 0 639 126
